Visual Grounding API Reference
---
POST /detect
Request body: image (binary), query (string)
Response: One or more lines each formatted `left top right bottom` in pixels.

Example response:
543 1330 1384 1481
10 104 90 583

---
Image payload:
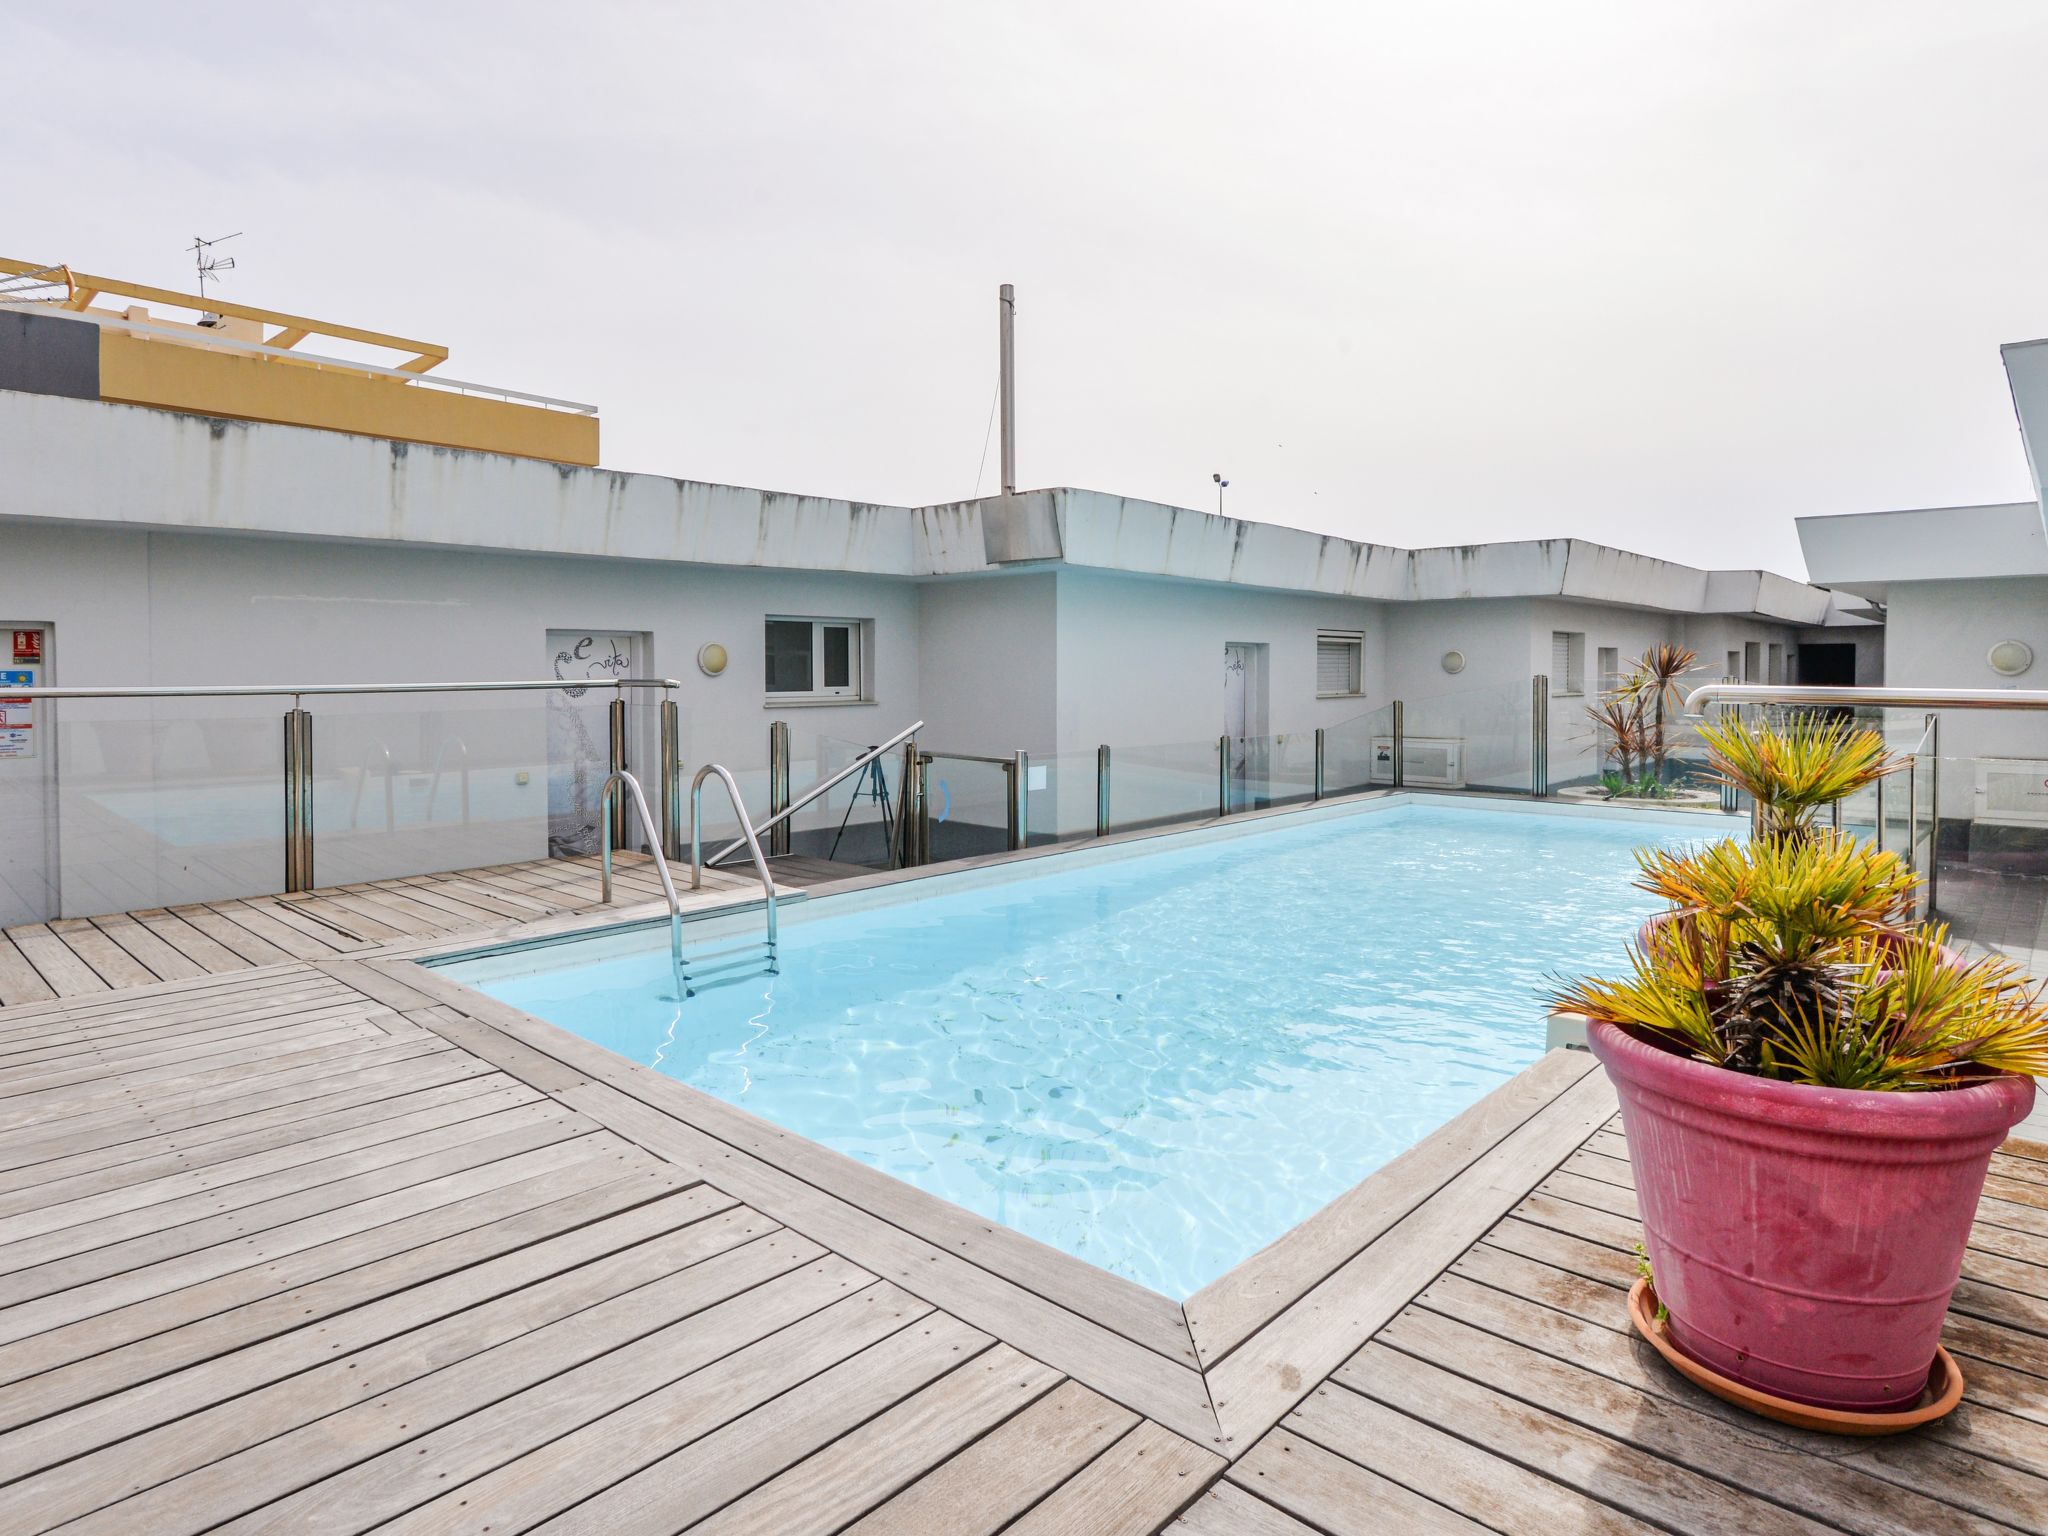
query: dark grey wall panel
0 310 100 400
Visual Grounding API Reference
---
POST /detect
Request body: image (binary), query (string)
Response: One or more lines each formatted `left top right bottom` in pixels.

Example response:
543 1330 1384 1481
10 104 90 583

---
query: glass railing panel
1106 740 1221 832
920 752 1014 861
0 692 62 929
52 695 287 915
1322 704 1394 796
1407 677 1532 794
772 728 907 868
306 696 554 888
1027 749 1101 846
1226 731 1317 813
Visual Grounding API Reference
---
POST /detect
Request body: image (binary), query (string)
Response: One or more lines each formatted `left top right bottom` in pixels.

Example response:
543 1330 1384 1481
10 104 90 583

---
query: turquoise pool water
449 802 1703 1298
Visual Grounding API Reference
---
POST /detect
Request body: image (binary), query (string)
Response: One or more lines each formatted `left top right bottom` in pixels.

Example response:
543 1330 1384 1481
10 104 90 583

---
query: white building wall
1882 577 2048 815
0 524 922 917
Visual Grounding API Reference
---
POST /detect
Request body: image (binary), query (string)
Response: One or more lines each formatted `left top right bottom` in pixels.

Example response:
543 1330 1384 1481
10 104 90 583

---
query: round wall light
1441 650 1467 675
697 642 729 678
1988 639 2034 677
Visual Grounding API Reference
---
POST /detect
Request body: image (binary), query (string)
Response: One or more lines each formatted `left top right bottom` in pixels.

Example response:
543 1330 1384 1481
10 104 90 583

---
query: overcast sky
12 3 2048 578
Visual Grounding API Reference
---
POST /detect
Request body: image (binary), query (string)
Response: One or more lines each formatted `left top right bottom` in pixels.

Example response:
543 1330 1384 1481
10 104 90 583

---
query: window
1551 631 1585 696
765 617 863 700
1743 641 1761 683
1316 631 1364 697
1767 643 1784 684
1725 649 1741 682
1596 646 1620 693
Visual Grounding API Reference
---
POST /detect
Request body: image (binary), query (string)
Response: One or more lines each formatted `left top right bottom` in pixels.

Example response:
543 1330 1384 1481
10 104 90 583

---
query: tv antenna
187 232 241 300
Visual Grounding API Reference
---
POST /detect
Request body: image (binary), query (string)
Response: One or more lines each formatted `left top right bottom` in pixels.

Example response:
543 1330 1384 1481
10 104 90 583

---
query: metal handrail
1686 684 2048 716
704 720 923 867
689 765 779 965
346 742 395 831
600 771 686 990
10 677 684 701
425 735 470 823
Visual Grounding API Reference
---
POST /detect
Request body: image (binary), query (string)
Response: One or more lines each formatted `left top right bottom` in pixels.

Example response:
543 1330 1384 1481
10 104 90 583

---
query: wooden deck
0 853 2044 1531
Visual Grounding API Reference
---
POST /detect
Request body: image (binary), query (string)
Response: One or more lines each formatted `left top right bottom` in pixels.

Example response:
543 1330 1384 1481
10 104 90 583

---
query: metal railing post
1218 735 1231 816
767 720 791 857
1874 770 1886 853
607 692 629 851
918 752 933 864
1097 744 1112 835
1927 712 1941 916
283 704 314 892
1313 728 1326 801
1717 677 1739 814
1531 675 1549 798
1009 750 1029 850
1391 702 1405 789
897 737 919 867
659 697 682 860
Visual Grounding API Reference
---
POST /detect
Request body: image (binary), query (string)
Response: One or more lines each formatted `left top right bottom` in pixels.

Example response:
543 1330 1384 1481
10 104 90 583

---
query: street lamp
1213 472 1229 515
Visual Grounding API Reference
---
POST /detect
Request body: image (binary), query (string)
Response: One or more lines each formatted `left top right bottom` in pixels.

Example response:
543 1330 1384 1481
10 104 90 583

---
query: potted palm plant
1555 712 2048 1423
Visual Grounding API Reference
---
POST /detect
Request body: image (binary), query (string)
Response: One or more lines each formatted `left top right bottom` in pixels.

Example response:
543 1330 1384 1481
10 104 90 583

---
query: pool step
679 937 779 995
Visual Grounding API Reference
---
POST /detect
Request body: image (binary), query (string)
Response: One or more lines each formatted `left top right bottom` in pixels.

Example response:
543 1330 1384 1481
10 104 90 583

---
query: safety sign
0 672 31 689
10 632 42 663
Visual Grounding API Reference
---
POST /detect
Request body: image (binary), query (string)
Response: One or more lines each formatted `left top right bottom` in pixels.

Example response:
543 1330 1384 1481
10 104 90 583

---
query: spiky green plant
1554 718 2048 1089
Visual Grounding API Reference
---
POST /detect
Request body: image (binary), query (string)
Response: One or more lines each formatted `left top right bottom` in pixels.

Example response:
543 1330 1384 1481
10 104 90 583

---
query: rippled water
458 802 1702 1298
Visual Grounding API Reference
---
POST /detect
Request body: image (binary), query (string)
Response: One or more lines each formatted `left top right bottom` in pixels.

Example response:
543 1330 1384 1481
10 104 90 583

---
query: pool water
450 802 1702 1299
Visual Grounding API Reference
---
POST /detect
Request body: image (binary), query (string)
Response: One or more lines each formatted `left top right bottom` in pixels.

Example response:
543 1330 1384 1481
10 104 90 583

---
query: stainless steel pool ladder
684 764 780 993
599 770 688 996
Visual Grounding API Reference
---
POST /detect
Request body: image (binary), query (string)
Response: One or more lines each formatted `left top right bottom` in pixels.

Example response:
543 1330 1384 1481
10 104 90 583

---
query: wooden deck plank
1202 1066 1619 1450
0 1134 631 1381
0 977 353 1063
0 1096 578 1300
44 917 156 988
0 968 342 1042
0 1072 526 1230
1411 1264 2048 1529
686 1343 1065 1536
0 1036 454 1169
533 1312 995 1536
844 1377 1139 1536
0 1008 389 1104
0 935 56 1006
131 908 258 976
235 1260 884 1536
1 923 110 998
1003 1419 1225 1536
1185 1048 1596 1368
0 1161 690 1446
1217 1430 1485 1536
375 1278 937 1536
1284 1382 1657 1535
0 996 378 1088
15 1213 803 1536
0 1055 490 1204
88 911 206 982
165 904 298 968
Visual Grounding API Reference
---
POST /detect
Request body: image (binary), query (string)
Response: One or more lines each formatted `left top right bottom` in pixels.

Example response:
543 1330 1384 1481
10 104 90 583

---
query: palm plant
1555 716 2048 1089
1625 643 1699 785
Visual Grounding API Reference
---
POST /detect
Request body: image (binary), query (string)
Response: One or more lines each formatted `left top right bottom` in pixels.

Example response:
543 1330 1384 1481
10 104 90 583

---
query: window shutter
1317 635 1361 695
1551 632 1570 682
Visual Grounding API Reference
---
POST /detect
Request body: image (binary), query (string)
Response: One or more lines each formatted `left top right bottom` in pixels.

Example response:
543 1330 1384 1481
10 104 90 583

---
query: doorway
546 630 643 858
0 624 55 927
1223 642 1269 811
1796 643 1857 687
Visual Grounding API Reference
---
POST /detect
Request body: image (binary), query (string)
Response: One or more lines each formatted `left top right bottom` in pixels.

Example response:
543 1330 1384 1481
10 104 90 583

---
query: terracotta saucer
1627 1278 1964 1436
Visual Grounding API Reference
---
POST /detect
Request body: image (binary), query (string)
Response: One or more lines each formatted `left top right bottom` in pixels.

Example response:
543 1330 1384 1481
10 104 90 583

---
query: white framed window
1551 631 1585 696
1596 646 1620 693
765 617 864 700
1316 630 1364 698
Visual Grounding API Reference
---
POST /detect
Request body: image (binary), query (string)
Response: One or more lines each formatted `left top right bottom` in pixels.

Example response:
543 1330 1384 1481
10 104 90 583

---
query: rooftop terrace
0 826 2042 1534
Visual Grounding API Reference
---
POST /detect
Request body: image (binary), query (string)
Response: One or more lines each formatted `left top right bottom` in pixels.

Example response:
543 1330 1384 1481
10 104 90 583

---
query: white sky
11 3 2048 579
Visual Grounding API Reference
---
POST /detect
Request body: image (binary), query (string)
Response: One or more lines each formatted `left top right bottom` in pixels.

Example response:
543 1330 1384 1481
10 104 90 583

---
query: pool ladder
598 767 782 997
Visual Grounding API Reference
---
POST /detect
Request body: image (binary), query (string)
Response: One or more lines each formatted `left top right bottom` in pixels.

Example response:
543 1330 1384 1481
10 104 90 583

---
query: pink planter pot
1588 1019 2035 1411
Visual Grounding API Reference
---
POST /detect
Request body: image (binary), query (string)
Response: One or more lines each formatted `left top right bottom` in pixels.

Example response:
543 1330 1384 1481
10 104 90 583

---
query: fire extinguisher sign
10 631 41 664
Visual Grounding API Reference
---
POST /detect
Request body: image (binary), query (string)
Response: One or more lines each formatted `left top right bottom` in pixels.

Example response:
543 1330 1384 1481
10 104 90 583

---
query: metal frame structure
686 763 780 990
598 770 686 995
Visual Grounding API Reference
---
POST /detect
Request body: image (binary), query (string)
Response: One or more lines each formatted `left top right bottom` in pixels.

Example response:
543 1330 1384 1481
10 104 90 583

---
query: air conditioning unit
1974 760 2048 828
1369 735 1465 789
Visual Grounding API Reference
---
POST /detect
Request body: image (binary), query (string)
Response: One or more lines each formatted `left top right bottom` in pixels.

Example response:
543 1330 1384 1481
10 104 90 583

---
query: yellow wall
96 330 598 466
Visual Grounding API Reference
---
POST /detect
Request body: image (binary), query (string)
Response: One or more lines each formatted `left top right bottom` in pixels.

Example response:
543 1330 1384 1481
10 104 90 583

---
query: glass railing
1409 677 1534 794
1323 704 1395 796
918 752 1016 861
0 679 688 930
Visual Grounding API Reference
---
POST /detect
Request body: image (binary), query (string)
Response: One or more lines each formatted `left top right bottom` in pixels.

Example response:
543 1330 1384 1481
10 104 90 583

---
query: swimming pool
442 799 1705 1299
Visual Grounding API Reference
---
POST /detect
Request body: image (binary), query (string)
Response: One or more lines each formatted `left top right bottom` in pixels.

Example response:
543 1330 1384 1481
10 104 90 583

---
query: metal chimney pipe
999 283 1016 495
